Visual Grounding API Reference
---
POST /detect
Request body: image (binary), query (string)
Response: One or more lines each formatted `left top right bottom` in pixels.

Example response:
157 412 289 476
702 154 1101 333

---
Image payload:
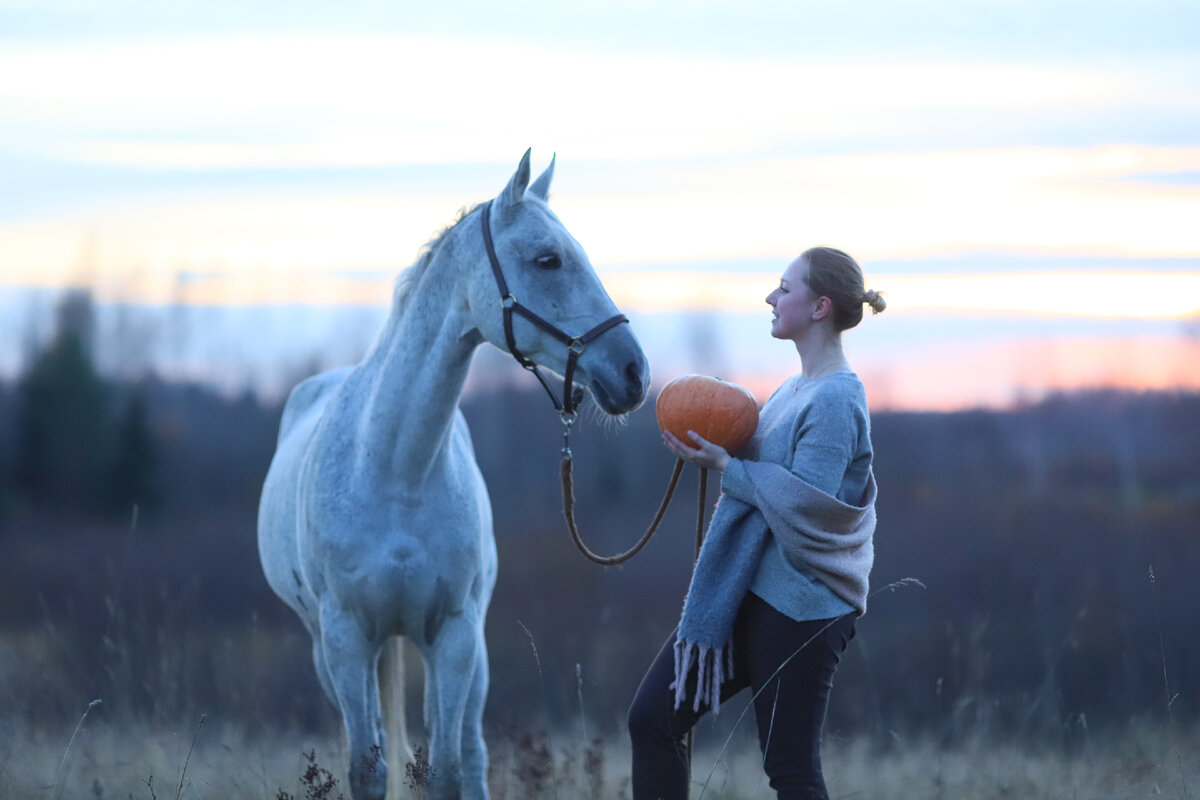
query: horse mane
393 202 482 308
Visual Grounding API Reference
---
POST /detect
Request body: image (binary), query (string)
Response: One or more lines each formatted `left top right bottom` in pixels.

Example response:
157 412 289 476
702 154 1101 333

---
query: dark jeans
628 593 856 800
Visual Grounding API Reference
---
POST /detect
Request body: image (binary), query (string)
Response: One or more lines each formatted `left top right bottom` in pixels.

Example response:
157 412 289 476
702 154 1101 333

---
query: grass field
3 708 1195 800
3 584 1194 800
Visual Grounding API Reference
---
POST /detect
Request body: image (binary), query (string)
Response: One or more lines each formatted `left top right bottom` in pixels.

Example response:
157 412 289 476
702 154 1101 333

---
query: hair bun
863 289 887 315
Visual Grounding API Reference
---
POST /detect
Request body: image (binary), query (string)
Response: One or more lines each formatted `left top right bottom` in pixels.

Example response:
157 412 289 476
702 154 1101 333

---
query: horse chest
300 432 494 610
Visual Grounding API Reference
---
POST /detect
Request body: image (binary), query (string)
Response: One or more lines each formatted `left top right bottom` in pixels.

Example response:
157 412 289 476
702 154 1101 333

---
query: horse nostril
625 360 647 392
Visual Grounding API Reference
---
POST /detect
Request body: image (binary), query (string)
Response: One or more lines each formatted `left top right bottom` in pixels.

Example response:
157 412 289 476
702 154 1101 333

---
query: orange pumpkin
655 374 759 453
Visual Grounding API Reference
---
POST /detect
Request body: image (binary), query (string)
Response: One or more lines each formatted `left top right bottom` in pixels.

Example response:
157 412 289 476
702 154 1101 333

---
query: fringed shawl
671 468 876 713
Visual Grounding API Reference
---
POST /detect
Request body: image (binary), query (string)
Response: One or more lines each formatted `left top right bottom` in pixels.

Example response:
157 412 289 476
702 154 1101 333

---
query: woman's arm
722 386 861 504
789 442 852 496
786 388 860 495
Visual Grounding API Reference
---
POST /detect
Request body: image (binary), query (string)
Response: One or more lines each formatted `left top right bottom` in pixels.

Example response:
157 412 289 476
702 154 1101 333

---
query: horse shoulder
451 406 475 451
278 366 354 443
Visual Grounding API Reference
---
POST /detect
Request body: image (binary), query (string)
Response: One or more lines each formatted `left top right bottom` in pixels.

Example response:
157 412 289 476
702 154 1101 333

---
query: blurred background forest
1 288 1197 757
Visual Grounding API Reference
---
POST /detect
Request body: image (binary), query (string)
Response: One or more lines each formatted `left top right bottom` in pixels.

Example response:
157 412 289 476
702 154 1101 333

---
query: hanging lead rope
561 453 683 566
560 435 712 565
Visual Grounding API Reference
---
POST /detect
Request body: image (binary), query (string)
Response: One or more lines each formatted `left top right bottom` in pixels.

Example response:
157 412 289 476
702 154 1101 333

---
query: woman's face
766 256 818 340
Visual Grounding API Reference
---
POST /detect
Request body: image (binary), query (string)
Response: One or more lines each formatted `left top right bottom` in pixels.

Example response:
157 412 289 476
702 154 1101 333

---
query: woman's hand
662 430 732 471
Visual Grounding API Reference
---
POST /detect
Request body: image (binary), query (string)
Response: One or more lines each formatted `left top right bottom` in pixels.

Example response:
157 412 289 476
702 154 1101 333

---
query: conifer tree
15 290 109 511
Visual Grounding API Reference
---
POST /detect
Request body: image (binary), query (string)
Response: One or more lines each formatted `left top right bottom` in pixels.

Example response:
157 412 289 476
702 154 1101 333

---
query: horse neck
353 249 481 488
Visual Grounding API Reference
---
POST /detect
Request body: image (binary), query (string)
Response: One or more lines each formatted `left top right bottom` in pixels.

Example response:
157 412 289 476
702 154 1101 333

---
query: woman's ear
813 296 833 321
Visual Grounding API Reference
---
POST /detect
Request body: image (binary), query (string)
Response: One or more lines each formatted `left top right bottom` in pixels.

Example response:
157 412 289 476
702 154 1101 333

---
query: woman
628 247 886 800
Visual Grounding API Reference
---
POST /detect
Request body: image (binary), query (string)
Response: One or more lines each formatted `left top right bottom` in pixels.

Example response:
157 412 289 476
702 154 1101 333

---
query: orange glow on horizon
600 270 1200 320
849 336 1198 411
638 332 1200 413
514 332 1200 413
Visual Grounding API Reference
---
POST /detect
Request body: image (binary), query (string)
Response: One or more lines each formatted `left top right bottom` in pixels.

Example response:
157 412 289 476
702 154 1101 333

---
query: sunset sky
1 0 1198 410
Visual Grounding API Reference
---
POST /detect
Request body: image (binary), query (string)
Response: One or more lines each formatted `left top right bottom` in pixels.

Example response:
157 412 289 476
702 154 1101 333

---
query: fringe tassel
671 638 733 715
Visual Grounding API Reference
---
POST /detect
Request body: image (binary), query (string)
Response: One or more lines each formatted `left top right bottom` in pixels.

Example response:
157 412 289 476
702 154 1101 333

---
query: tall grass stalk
50 698 101 800
1149 565 1178 726
175 714 206 800
517 621 559 798
576 662 589 745
1149 564 1191 800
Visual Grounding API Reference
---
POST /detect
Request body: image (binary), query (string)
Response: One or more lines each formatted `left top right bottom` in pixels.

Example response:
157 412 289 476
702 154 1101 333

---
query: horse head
466 150 650 415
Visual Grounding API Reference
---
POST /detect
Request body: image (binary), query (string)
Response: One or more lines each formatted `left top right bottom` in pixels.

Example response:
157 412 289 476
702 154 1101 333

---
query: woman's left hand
662 430 732 471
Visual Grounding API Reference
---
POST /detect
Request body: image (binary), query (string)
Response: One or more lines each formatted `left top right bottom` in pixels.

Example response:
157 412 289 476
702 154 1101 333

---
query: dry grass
2 707 1195 800
821 728 1197 800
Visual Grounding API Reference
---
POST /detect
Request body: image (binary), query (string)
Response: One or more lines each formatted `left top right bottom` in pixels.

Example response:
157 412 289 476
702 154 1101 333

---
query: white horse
257 150 649 800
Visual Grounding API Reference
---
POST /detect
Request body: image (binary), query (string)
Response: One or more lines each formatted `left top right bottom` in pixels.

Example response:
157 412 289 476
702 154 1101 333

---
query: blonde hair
801 246 886 331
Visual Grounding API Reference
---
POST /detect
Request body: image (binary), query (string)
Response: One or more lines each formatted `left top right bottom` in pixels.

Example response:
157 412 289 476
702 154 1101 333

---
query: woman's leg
627 629 749 800
741 594 856 800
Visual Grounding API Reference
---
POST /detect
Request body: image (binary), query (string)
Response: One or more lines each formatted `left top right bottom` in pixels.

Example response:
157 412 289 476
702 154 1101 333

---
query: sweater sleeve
720 456 756 504
722 379 861 505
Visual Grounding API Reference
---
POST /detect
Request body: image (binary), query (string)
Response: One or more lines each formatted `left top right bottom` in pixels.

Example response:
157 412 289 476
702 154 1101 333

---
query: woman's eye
535 254 562 270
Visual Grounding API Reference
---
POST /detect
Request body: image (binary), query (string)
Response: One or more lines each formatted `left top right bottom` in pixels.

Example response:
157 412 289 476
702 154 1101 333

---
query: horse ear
528 153 556 201
495 148 533 215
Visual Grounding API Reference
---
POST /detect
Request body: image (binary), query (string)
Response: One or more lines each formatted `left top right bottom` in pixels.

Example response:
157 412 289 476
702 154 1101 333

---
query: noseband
480 200 629 424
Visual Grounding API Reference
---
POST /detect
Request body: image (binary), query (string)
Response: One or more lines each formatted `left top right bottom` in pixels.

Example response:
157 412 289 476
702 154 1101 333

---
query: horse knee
311 642 336 705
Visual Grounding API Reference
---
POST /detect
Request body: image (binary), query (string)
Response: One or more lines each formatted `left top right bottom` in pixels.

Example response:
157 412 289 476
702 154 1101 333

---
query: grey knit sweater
720 369 876 619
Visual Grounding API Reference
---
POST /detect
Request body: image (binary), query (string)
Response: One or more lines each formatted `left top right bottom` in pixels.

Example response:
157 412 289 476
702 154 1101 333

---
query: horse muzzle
583 331 650 415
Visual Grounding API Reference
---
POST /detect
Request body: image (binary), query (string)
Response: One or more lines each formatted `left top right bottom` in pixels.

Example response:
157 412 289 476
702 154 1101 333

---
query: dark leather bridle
482 199 693 567
479 199 629 424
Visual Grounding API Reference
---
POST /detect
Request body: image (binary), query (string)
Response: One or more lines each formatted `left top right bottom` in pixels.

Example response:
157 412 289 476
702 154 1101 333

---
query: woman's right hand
663 430 731 472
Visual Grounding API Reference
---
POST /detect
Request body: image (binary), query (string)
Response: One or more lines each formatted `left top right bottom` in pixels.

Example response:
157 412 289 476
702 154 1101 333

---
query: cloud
1 33 1192 170
3 142 1199 302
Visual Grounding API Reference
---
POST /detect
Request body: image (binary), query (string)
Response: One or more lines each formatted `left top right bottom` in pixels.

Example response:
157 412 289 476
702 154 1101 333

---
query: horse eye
535 254 562 270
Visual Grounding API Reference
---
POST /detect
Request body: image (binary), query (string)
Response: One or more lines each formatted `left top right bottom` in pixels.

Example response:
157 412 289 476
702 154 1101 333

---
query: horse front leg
311 637 337 706
319 607 388 800
459 628 490 800
424 612 488 800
